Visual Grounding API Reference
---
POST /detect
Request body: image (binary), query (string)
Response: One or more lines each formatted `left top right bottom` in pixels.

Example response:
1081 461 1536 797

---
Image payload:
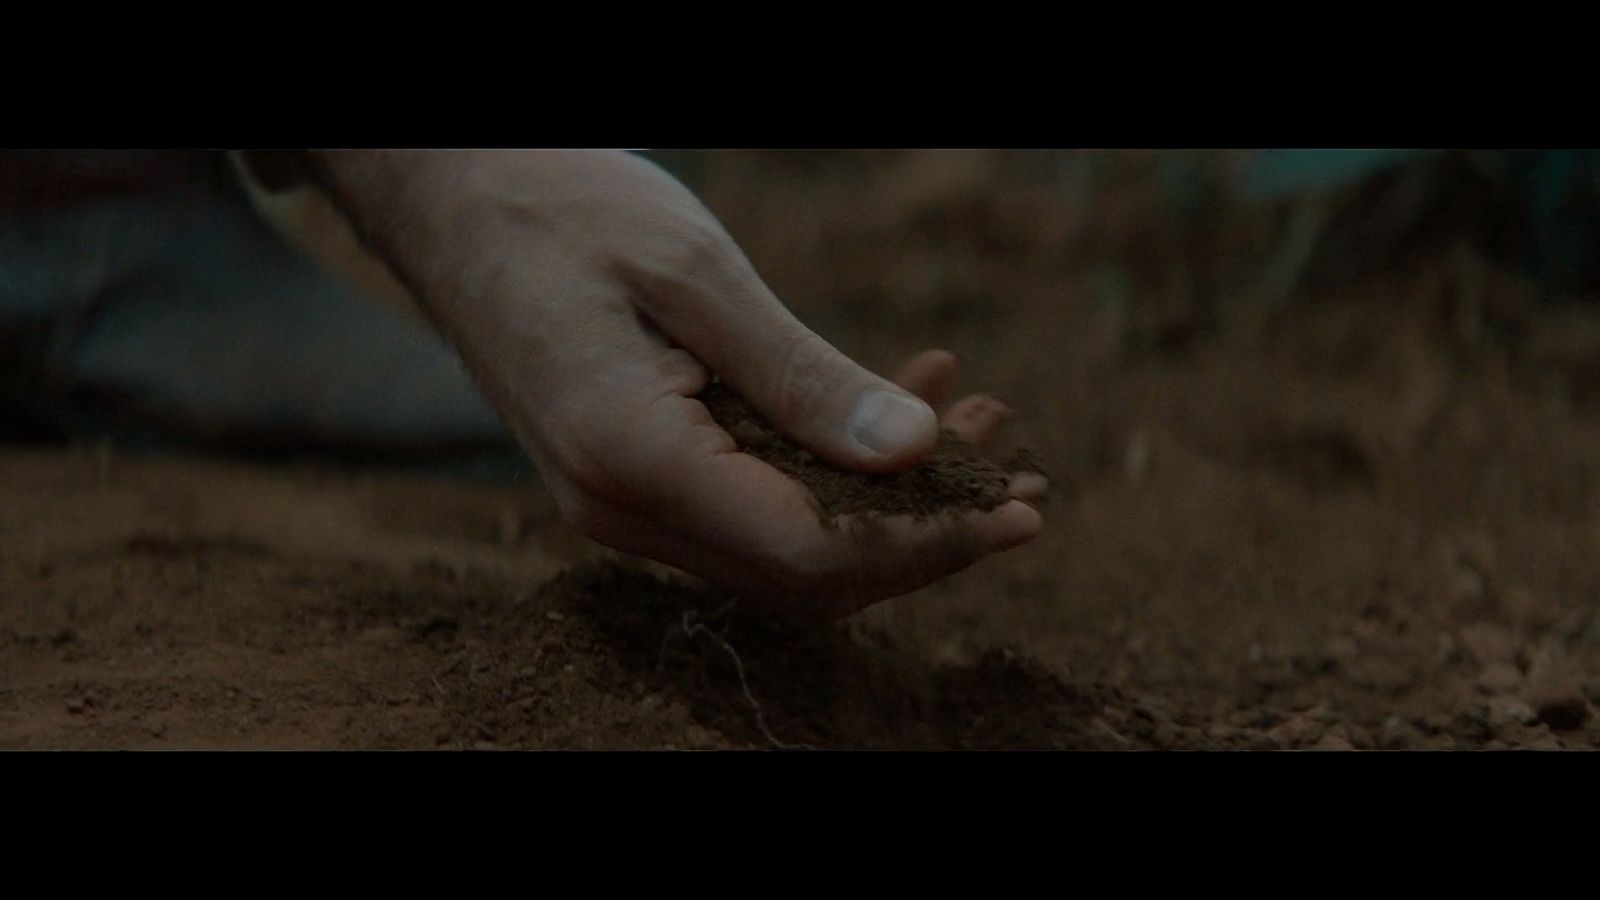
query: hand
312 150 1045 618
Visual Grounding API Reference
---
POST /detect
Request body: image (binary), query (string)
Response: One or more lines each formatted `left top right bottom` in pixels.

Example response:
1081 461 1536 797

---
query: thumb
624 249 939 473
747 328 940 473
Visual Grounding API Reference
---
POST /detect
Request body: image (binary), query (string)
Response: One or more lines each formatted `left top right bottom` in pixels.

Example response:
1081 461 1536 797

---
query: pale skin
310 150 1047 619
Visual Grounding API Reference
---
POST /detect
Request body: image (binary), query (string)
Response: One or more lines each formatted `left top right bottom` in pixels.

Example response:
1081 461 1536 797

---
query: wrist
306 150 497 307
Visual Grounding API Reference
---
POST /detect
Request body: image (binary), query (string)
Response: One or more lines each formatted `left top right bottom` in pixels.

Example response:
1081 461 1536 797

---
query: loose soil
4 150 1600 749
696 380 1014 520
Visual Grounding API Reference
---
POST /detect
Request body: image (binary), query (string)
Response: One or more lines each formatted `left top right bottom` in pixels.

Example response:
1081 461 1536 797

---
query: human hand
312 150 1045 618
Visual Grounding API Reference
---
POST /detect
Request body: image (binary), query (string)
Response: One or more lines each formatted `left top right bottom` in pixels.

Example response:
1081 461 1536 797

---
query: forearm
305 150 485 313
302 149 690 444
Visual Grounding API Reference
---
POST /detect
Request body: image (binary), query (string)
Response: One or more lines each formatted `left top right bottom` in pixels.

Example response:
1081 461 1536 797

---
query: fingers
906 363 1045 508
941 394 1014 449
616 247 939 475
892 349 960 409
587 398 1043 619
788 499 1044 620
890 350 1018 451
1008 471 1049 506
588 475 1043 621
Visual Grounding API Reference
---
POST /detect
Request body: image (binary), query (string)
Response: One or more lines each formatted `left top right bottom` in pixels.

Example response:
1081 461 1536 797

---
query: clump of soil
695 381 1014 519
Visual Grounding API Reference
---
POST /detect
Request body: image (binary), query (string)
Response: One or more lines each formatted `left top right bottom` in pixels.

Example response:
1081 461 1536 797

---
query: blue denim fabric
0 181 505 445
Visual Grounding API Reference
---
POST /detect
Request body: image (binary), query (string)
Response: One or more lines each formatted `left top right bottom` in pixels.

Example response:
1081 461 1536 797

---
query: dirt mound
2 444 1596 750
437 561 1120 749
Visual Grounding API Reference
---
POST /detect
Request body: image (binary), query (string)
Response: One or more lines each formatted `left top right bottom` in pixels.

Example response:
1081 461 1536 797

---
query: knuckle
656 348 709 394
982 396 1014 417
666 223 734 280
770 333 840 424
616 222 740 303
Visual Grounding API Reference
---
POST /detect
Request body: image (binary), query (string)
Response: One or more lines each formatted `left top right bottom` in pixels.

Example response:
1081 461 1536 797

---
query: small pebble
1274 715 1327 747
1380 715 1422 750
1486 696 1537 729
1527 681 1593 731
1524 637 1563 676
1311 733 1355 752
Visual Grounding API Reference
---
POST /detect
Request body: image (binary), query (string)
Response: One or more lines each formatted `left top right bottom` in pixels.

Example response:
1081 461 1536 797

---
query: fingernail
847 390 935 455
986 502 1043 551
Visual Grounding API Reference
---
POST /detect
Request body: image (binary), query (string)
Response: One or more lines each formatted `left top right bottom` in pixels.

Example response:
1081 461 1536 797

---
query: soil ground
4 150 1600 749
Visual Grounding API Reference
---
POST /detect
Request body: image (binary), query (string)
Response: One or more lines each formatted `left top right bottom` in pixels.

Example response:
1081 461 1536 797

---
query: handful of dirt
696 381 1023 520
